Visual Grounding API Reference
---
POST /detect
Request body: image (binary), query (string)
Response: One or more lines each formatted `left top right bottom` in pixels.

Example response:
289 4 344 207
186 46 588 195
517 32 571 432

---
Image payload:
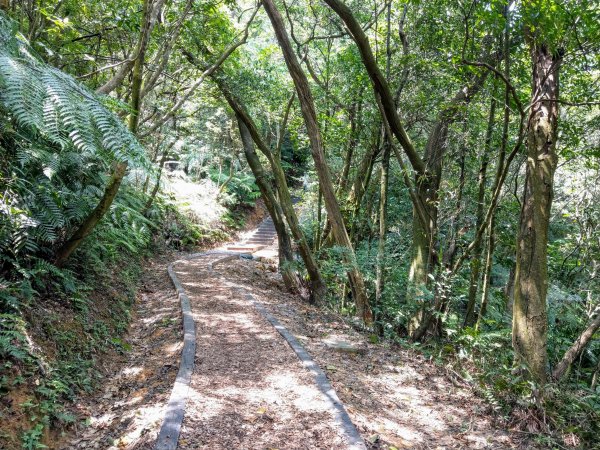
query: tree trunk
349 135 380 215
314 187 323 252
213 75 327 301
407 70 491 339
338 99 362 194
350 140 379 244
375 138 390 310
236 117 300 293
143 142 173 214
464 94 497 327
552 310 600 381
323 0 425 176
476 214 496 330
97 0 164 95
217 163 235 197
55 162 127 266
141 0 193 98
512 41 561 384
263 0 372 324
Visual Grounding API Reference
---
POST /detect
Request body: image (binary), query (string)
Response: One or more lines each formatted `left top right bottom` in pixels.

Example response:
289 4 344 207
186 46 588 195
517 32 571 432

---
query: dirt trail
170 253 361 449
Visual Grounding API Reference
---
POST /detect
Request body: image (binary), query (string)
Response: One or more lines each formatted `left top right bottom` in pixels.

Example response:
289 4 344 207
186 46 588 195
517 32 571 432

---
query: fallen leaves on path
222 259 532 450
58 255 182 450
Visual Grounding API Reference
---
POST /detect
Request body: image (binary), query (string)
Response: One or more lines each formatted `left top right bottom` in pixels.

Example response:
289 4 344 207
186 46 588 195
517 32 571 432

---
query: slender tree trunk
464 94 497 327
512 40 562 384
263 0 372 323
141 0 193 99
476 214 496 330
55 162 127 267
321 124 379 247
217 163 235 196
97 0 164 95
444 129 466 269
351 140 379 244
338 99 362 194
143 141 174 214
475 20 512 327
236 118 300 293
314 187 323 252
375 139 390 310
268 142 327 301
552 310 600 381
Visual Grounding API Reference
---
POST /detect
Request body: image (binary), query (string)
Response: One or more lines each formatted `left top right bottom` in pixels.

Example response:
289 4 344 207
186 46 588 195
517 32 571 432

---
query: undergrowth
0 186 238 449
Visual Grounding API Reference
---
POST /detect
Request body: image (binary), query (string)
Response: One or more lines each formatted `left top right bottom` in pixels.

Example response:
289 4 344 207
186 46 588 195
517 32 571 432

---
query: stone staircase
226 216 277 252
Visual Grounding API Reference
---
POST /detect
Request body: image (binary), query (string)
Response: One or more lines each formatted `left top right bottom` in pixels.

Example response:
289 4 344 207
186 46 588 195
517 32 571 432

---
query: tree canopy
1 0 600 447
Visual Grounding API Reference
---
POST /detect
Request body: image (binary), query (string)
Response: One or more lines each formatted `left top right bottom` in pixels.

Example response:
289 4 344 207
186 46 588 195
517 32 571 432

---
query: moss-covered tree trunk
512 40 561 384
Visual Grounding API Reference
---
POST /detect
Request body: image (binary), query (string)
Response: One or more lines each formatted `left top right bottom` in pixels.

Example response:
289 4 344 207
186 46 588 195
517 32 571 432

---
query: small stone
322 339 367 354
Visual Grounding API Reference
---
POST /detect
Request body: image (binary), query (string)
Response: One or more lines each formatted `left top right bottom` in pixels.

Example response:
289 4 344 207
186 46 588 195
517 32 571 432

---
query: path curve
155 241 365 449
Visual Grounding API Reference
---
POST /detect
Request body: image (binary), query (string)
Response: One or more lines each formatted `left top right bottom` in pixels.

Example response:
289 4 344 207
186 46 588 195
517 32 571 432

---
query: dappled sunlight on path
172 254 352 449
221 261 524 449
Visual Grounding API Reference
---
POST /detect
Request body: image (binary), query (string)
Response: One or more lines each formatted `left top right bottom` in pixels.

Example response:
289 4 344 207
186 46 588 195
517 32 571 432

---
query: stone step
227 244 264 252
247 240 274 245
322 339 367 355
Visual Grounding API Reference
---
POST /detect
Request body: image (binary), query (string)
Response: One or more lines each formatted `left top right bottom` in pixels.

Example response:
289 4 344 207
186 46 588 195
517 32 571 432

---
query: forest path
158 211 526 450
164 250 364 449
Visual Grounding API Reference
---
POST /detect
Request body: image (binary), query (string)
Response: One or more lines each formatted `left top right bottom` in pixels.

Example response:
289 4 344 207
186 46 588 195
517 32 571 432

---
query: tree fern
0 12 151 264
0 13 146 167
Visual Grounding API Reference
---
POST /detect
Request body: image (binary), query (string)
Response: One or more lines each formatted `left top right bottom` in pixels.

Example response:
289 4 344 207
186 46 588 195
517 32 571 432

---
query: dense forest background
0 0 599 448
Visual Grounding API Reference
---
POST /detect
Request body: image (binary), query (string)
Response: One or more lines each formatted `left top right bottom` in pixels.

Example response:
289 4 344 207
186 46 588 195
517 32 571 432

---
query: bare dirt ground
220 259 531 450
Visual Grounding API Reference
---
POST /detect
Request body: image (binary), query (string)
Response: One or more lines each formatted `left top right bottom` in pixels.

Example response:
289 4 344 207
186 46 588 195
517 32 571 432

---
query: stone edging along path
154 251 366 450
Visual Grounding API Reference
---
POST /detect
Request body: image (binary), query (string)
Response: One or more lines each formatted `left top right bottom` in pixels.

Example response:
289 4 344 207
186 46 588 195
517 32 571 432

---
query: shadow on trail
173 258 348 449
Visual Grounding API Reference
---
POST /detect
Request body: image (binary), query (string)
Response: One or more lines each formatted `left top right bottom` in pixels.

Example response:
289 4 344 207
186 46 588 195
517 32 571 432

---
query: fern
0 14 146 168
0 12 152 262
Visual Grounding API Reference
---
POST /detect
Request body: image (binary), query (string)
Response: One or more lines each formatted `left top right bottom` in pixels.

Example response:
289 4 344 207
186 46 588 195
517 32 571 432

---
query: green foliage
0 11 149 271
0 314 31 362
209 167 261 207
0 13 144 167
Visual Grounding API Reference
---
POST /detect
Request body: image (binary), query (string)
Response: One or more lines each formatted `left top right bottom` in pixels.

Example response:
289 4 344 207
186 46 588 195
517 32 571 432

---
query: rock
322 339 367 355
